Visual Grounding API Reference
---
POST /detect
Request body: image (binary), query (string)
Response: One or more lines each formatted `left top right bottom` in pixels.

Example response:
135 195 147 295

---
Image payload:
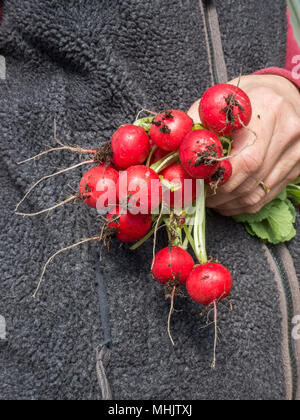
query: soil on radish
94 142 113 166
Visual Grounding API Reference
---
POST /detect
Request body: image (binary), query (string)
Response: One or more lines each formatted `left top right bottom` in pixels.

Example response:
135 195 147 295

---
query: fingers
216 162 300 217
207 99 300 209
206 88 279 207
187 100 201 124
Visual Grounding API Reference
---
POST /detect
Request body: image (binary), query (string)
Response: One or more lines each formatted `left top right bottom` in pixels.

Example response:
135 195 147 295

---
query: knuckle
252 87 283 109
240 152 264 175
241 192 263 208
286 115 300 140
220 183 235 195
234 177 260 196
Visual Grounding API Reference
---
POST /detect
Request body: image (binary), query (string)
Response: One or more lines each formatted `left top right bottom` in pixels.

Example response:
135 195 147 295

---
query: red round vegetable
117 165 162 214
111 124 150 169
205 159 232 187
152 246 195 285
107 206 152 242
160 162 197 208
79 165 119 210
199 84 252 137
179 130 224 179
150 110 193 152
186 263 233 306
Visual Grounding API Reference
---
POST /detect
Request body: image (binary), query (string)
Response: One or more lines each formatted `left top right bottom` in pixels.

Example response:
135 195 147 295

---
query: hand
188 74 300 216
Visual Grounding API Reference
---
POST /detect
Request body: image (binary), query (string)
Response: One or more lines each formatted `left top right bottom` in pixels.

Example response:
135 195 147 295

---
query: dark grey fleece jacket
0 0 299 401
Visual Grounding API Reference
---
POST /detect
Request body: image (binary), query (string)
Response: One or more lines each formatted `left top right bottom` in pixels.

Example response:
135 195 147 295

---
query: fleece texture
0 0 297 400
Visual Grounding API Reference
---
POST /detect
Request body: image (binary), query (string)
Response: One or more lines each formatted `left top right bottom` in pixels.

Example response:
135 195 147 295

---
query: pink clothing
255 9 300 89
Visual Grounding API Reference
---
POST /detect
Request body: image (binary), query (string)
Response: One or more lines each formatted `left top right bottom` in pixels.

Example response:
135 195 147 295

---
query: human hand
188 74 300 216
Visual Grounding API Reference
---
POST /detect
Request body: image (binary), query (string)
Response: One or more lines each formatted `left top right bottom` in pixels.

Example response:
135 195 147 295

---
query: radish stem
146 146 158 167
130 218 164 250
194 180 208 265
150 151 179 174
183 224 196 254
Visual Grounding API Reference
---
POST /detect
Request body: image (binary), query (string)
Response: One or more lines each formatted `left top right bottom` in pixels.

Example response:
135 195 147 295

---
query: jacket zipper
267 245 298 401
201 0 218 85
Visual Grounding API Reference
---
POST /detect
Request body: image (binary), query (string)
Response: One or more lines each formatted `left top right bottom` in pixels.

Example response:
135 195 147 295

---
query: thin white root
15 160 93 212
211 300 218 370
167 286 176 347
17 119 96 165
216 126 257 162
151 203 165 271
32 236 99 299
17 147 67 165
15 195 77 217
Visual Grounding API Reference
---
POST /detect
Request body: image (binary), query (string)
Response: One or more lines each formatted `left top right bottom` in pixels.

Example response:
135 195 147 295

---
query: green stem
194 180 208 264
150 151 179 173
193 123 205 131
183 224 197 254
146 146 157 167
130 218 163 250
219 136 233 156
133 116 155 133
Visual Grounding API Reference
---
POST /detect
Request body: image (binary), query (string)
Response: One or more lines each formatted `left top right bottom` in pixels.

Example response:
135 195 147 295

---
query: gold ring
259 181 271 195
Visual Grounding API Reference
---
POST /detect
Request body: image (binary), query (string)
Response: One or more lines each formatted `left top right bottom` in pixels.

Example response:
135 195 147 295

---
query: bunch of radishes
17 83 253 368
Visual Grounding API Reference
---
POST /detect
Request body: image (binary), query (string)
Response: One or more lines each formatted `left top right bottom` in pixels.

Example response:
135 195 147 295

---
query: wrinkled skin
188 75 300 216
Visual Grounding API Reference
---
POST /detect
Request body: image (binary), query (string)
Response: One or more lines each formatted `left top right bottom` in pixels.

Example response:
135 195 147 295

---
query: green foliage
233 181 299 244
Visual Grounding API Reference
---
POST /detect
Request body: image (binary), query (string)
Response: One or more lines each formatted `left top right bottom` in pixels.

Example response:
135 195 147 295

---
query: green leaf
287 184 300 205
246 200 297 244
249 220 296 244
291 177 300 185
277 188 287 201
285 199 297 222
133 116 154 132
265 200 296 239
233 199 278 223
245 223 256 237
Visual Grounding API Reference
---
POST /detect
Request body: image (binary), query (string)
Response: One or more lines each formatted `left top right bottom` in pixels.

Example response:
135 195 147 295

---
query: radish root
17 120 96 165
32 235 100 299
167 285 176 347
16 194 78 217
15 160 93 212
211 299 218 370
151 203 165 271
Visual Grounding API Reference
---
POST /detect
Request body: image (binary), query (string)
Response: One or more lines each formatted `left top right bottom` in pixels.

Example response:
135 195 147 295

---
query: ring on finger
259 181 271 195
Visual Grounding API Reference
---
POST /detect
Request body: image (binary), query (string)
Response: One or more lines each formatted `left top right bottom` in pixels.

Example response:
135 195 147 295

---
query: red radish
79 165 119 210
150 147 169 165
150 110 193 152
205 160 232 187
179 130 224 179
117 165 162 214
186 263 233 306
199 84 252 137
111 124 150 169
107 206 152 242
160 162 197 208
152 246 194 285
